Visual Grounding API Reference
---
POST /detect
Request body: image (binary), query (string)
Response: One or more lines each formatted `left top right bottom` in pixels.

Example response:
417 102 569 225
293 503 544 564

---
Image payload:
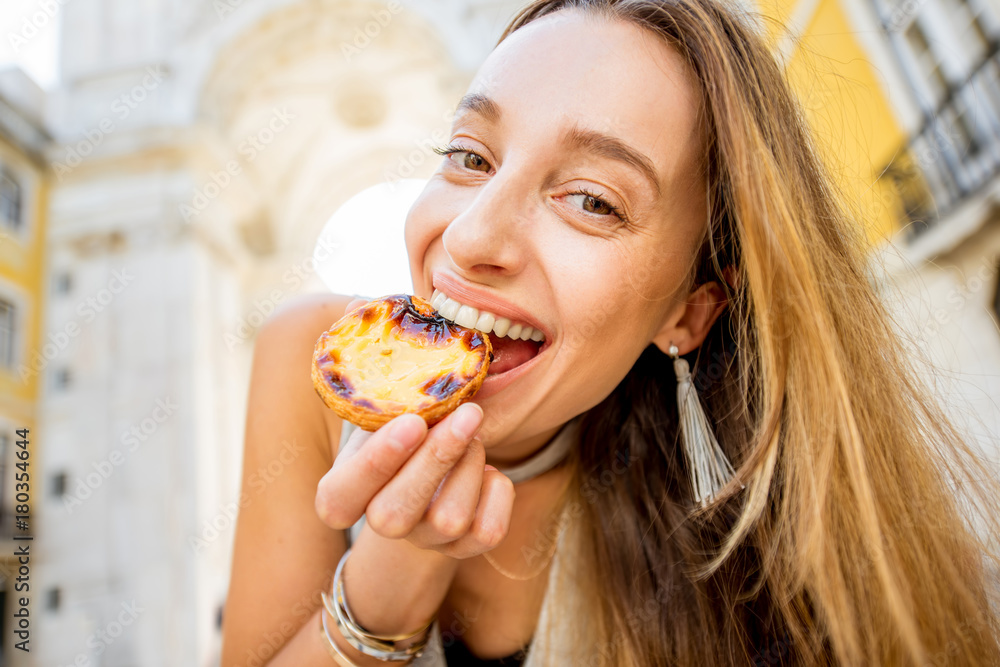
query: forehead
464 9 703 186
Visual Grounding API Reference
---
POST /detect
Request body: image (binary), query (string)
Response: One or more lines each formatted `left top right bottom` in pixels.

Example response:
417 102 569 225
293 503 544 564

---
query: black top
441 635 529 666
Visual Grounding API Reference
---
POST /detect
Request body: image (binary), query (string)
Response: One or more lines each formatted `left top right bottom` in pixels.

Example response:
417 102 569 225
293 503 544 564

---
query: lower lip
474 341 549 400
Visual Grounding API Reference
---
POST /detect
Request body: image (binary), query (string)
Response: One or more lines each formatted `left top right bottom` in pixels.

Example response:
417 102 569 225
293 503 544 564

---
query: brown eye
565 193 621 220
582 195 614 216
463 152 490 172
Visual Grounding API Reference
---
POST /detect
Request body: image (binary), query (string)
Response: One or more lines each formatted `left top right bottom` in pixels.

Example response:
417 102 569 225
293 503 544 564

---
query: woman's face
405 9 716 456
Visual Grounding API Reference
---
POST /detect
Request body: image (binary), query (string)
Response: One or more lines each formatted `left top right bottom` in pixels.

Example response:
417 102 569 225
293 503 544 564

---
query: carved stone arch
191 0 468 292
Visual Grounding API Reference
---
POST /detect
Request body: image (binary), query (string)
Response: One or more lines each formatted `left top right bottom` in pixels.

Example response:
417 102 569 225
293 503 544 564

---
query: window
51 472 68 498
0 168 22 232
993 260 1000 324
878 0 1000 109
53 367 72 390
903 22 949 105
45 587 61 612
53 272 73 296
0 298 16 369
940 0 992 62
0 432 8 531
953 110 980 158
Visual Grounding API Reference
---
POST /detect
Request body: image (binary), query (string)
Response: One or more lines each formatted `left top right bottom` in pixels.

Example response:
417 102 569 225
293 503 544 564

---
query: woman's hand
315 406 515 558
313 298 515 558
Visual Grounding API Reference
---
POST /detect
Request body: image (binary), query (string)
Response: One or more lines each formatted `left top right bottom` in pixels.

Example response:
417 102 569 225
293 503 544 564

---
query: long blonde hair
501 1 1000 664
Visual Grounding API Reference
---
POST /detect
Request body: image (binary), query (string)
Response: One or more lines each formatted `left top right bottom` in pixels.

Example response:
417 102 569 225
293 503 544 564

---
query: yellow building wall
0 135 46 429
759 0 907 242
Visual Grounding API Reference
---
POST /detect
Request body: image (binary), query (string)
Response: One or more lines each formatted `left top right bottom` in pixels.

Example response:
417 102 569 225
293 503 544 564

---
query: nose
442 172 530 277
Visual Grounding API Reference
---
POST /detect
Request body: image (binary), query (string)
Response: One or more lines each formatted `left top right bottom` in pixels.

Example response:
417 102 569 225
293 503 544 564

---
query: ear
652 281 728 356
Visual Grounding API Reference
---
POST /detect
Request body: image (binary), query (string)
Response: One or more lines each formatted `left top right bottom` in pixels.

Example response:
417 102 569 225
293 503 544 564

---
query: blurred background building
0 65 48 666
0 0 994 665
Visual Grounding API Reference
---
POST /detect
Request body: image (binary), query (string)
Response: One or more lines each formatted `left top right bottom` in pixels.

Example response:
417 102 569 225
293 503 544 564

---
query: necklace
482 503 567 580
483 419 579 581
482 533 560 580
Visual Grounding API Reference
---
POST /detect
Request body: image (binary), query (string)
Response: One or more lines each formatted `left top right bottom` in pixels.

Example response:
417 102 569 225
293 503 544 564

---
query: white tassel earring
669 344 743 508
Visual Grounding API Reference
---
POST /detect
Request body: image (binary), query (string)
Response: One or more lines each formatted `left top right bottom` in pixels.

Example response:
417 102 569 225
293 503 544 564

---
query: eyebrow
455 93 502 124
454 93 661 195
562 126 661 196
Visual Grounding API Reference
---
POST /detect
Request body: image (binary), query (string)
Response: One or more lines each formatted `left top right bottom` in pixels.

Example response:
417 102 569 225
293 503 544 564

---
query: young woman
220 0 1000 665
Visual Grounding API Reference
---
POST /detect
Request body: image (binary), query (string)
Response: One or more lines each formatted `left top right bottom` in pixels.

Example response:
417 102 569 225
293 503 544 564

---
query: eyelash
432 143 631 225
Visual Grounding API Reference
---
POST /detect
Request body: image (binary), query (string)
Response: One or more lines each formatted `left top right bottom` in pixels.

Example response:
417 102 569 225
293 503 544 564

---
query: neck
484 424 564 469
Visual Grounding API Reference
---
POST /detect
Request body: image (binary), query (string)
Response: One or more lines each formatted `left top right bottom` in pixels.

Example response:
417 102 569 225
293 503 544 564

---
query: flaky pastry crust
312 294 492 430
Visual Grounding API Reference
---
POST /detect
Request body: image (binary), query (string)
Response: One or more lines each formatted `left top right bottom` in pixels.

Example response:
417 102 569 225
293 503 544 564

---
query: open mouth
428 289 547 377
486 331 544 374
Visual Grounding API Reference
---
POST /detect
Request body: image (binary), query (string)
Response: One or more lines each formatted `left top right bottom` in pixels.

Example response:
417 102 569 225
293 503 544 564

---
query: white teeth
454 305 479 328
438 298 461 321
493 317 511 338
474 312 496 334
429 292 546 342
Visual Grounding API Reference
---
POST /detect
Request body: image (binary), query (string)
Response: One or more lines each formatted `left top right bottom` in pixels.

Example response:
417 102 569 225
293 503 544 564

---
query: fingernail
450 403 483 440
387 414 425 451
484 464 498 472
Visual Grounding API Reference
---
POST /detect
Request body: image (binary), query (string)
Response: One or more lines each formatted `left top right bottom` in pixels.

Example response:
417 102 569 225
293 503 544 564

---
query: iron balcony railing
883 43 1000 239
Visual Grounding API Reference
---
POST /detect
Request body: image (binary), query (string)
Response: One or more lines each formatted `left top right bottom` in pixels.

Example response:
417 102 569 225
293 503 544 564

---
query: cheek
557 263 653 348
554 245 684 358
404 179 457 294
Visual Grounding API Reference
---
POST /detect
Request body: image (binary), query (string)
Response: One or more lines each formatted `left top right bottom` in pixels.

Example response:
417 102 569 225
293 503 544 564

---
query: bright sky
313 179 424 298
0 0 61 89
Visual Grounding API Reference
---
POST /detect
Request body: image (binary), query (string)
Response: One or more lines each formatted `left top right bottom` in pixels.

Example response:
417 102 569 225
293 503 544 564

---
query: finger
315 414 426 529
438 466 515 559
366 403 483 539
333 420 374 461
406 438 486 548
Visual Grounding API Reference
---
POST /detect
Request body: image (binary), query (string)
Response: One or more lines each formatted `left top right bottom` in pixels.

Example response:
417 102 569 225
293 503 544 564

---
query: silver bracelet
319 604 362 667
326 548 435 662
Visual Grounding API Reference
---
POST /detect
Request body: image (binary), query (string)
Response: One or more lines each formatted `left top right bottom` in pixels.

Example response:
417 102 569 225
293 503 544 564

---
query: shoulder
256 292 355 349
222 293 356 661
249 292 355 463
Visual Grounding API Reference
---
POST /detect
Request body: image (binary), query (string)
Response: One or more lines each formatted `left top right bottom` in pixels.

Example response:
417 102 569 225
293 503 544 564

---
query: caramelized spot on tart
312 294 492 429
322 369 354 399
421 372 462 401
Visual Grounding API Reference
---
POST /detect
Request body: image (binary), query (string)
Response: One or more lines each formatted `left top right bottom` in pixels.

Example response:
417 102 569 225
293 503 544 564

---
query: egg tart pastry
312 294 492 430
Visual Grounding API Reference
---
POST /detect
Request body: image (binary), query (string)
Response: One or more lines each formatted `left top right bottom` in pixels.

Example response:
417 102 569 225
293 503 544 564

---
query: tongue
487 333 540 375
